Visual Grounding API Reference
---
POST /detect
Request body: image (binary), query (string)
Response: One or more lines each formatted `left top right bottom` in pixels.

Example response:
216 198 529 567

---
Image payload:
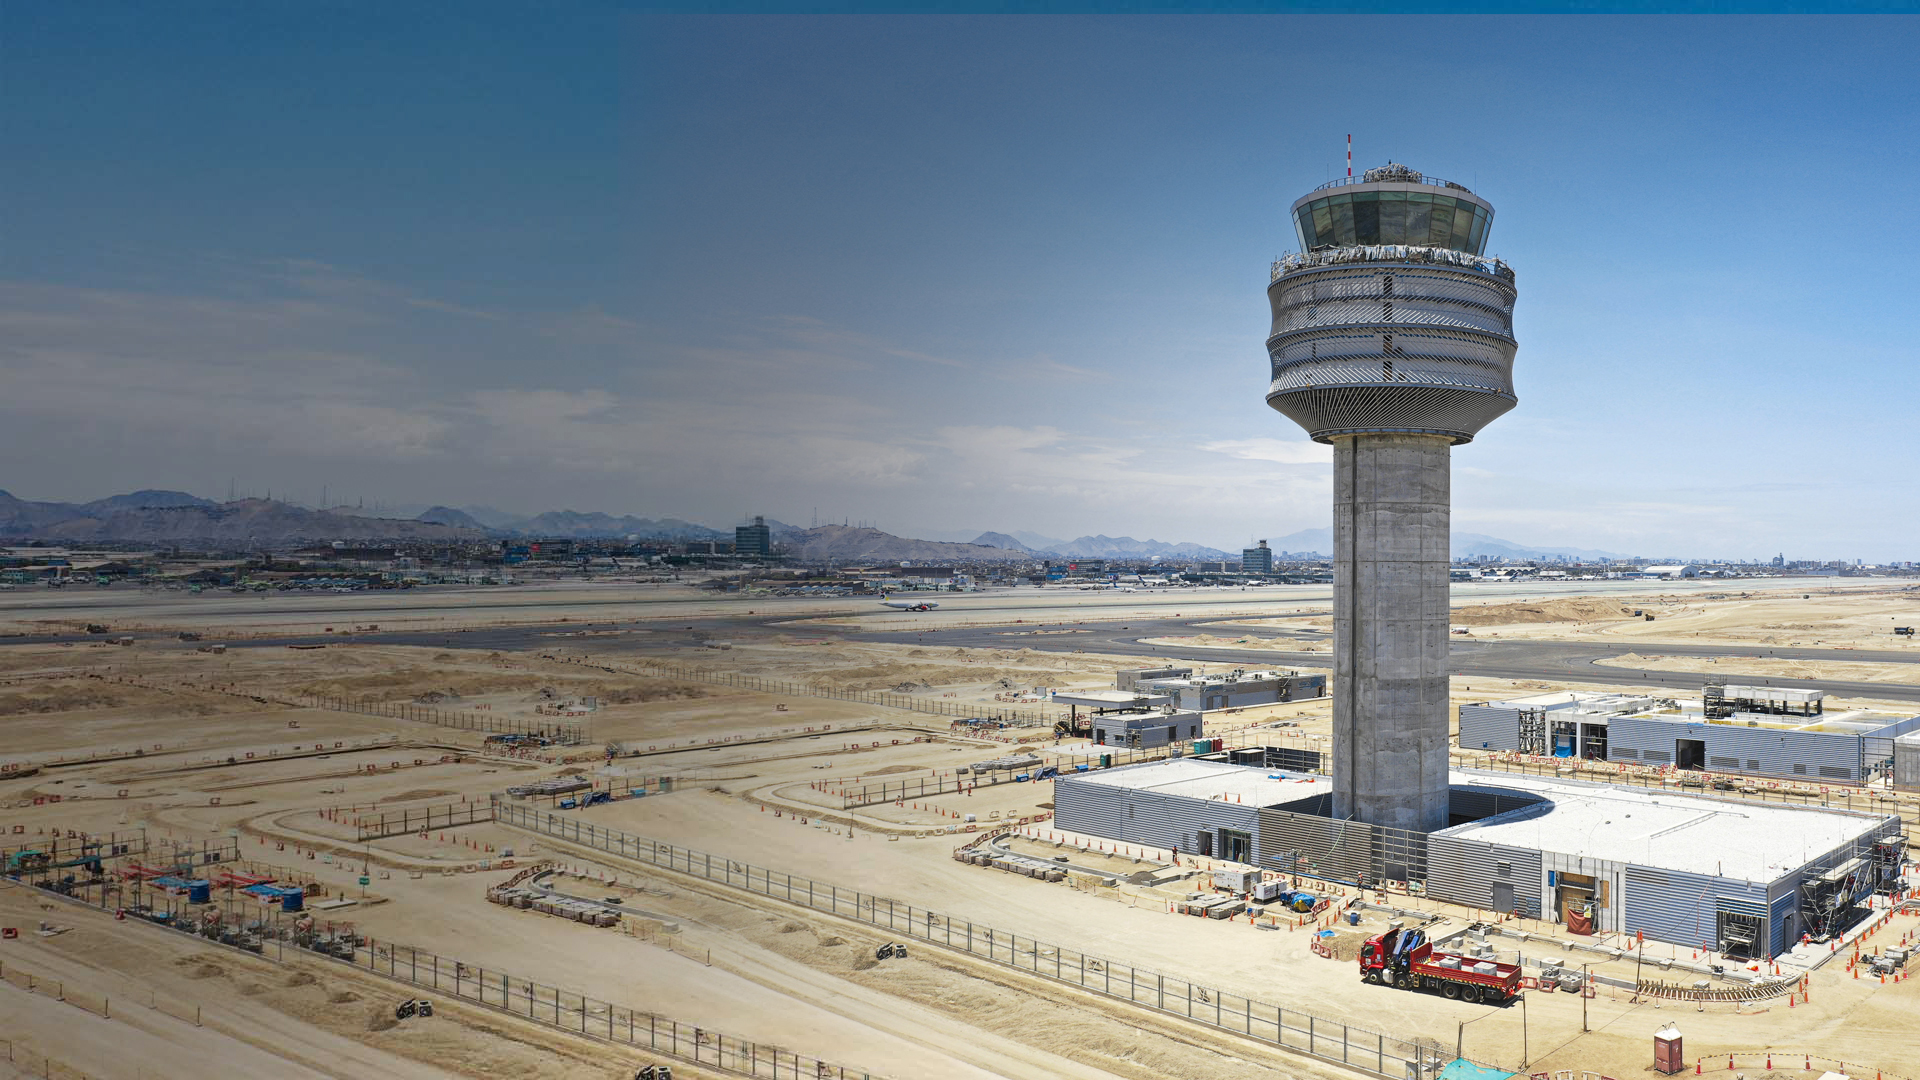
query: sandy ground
1446 584 1920 646
3 582 1920 1079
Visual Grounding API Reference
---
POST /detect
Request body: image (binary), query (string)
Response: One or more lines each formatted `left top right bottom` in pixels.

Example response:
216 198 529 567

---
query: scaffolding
1798 855 1871 940
1517 707 1547 756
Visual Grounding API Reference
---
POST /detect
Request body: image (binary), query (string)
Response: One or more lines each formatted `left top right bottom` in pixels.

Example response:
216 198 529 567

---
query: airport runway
13 603 1920 706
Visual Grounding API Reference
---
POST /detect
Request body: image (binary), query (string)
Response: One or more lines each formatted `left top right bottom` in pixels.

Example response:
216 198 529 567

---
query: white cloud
1199 437 1333 465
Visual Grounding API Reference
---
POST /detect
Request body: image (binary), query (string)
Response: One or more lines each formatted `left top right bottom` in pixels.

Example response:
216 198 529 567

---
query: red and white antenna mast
1346 134 1352 179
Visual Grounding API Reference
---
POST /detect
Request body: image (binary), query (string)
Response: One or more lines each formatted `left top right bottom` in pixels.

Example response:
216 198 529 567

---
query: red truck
1358 927 1520 1005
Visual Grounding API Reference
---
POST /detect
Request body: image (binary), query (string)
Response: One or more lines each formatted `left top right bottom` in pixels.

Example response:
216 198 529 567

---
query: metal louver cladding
1266 257 1517 443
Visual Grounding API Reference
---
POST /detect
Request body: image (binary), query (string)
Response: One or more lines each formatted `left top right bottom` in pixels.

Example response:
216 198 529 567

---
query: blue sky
4 10 1918 559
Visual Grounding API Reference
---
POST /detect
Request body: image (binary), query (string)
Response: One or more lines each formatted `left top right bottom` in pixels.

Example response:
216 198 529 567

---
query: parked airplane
880 599 940 611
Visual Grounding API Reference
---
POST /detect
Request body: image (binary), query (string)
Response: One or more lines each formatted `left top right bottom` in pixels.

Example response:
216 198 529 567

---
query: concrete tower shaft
1262 168 1519 833
1331 433 1451 833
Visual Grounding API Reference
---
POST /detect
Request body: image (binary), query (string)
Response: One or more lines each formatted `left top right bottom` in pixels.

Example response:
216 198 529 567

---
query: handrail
1308 172 1475 195
1271 245 1514 284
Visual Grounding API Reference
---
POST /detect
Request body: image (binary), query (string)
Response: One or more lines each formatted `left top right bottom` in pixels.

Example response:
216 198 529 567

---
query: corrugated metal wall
1458 704 1521 751
1256 808 1375 884
1619 864 1770 954
1769 890 1797 956
1607 716 1864 782
1862 714 1920 768
1427 834 1543 918
1053 775 1259 857
1896 738 1920 792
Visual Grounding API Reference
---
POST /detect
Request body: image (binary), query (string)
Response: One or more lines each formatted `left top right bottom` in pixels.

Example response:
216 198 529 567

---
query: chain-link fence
300 693 587 744
352 801 494 841
17 856 888 1080
495 799 1460 1079
565 657 1061 729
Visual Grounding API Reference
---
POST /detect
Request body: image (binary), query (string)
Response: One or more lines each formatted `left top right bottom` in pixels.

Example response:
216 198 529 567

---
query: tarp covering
1439 1059 1517 1080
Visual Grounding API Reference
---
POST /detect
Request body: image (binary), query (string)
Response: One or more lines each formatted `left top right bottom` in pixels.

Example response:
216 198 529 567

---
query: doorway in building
1676 739 1707 771
1219 830 1252 863
1556 872 1596 933
1197 831 1214 857
1581 724 1609 759
1492 881 1516 916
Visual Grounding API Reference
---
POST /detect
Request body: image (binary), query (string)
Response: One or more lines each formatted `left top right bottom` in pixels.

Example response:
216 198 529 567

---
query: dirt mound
595 682 709 704
379 789 455 803
1451 598 1636 626
0 686 126 716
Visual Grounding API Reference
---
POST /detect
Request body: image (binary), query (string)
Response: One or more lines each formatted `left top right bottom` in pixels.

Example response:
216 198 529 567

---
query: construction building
1114 666 1193 692
1054 756 1903 957
1459 688 1920 785
1073 705 1205 750
1896 733 1920 792
1133 668 1327 712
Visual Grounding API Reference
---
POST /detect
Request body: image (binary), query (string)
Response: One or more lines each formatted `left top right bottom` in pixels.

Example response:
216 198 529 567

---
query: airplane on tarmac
879 599 940 611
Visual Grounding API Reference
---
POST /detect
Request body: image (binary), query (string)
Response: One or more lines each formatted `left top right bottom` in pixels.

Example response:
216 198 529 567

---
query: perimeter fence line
348 801 495 842
492 799 1466 1080
546 655 1062 729
9 856 889 1080
299 693 587 744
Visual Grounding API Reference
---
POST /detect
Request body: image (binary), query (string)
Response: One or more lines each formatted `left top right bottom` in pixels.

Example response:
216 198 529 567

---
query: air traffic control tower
1265 163 1518 833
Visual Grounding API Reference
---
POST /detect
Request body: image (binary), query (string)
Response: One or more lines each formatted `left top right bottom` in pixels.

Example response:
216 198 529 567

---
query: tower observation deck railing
1271 245 1514 285
1307 172 1474 195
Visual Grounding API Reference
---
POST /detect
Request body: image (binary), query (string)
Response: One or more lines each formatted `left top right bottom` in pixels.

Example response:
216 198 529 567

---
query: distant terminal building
1054 756 1902 957
735 516 772 557
1242 540 1273 574
1639 564 1698 579
1459 687 1920 785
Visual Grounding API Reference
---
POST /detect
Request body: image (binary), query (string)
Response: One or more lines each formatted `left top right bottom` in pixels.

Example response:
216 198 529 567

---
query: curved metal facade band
1265 258 1518 444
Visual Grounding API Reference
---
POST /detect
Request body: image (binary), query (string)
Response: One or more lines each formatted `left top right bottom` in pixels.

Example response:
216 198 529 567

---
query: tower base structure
1331 432 1451 834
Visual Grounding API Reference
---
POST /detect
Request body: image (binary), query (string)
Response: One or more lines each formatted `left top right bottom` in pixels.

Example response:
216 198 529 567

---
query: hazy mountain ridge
22 499 484 546
782 525 1013 563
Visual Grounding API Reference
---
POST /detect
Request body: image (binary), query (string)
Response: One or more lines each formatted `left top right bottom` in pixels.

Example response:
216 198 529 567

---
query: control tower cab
1267 163 1516 445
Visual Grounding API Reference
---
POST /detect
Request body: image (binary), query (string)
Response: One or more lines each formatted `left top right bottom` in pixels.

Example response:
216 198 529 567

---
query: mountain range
0 490 483 546
0 488 1639 561
968 532 1235 560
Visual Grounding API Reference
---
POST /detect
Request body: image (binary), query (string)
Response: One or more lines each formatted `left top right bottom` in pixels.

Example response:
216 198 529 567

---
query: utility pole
1582 962 1590 1031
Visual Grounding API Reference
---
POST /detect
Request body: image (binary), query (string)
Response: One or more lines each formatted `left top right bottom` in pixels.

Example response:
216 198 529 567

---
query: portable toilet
281 888 305 913
187 881 211 904
1654 1025 1684 1075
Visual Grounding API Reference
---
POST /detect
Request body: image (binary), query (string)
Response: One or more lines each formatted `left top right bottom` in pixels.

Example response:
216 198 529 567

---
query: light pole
1519 992 1529 1070
1582 962 1590 1032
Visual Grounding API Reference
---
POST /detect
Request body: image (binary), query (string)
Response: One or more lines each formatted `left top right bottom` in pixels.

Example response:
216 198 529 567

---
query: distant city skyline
5 13 1919 559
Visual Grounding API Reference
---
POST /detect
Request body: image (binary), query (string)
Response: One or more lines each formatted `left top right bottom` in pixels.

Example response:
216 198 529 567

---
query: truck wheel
1442 983 1459 999
1395 973 1414 991
1462 985 1482 1003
